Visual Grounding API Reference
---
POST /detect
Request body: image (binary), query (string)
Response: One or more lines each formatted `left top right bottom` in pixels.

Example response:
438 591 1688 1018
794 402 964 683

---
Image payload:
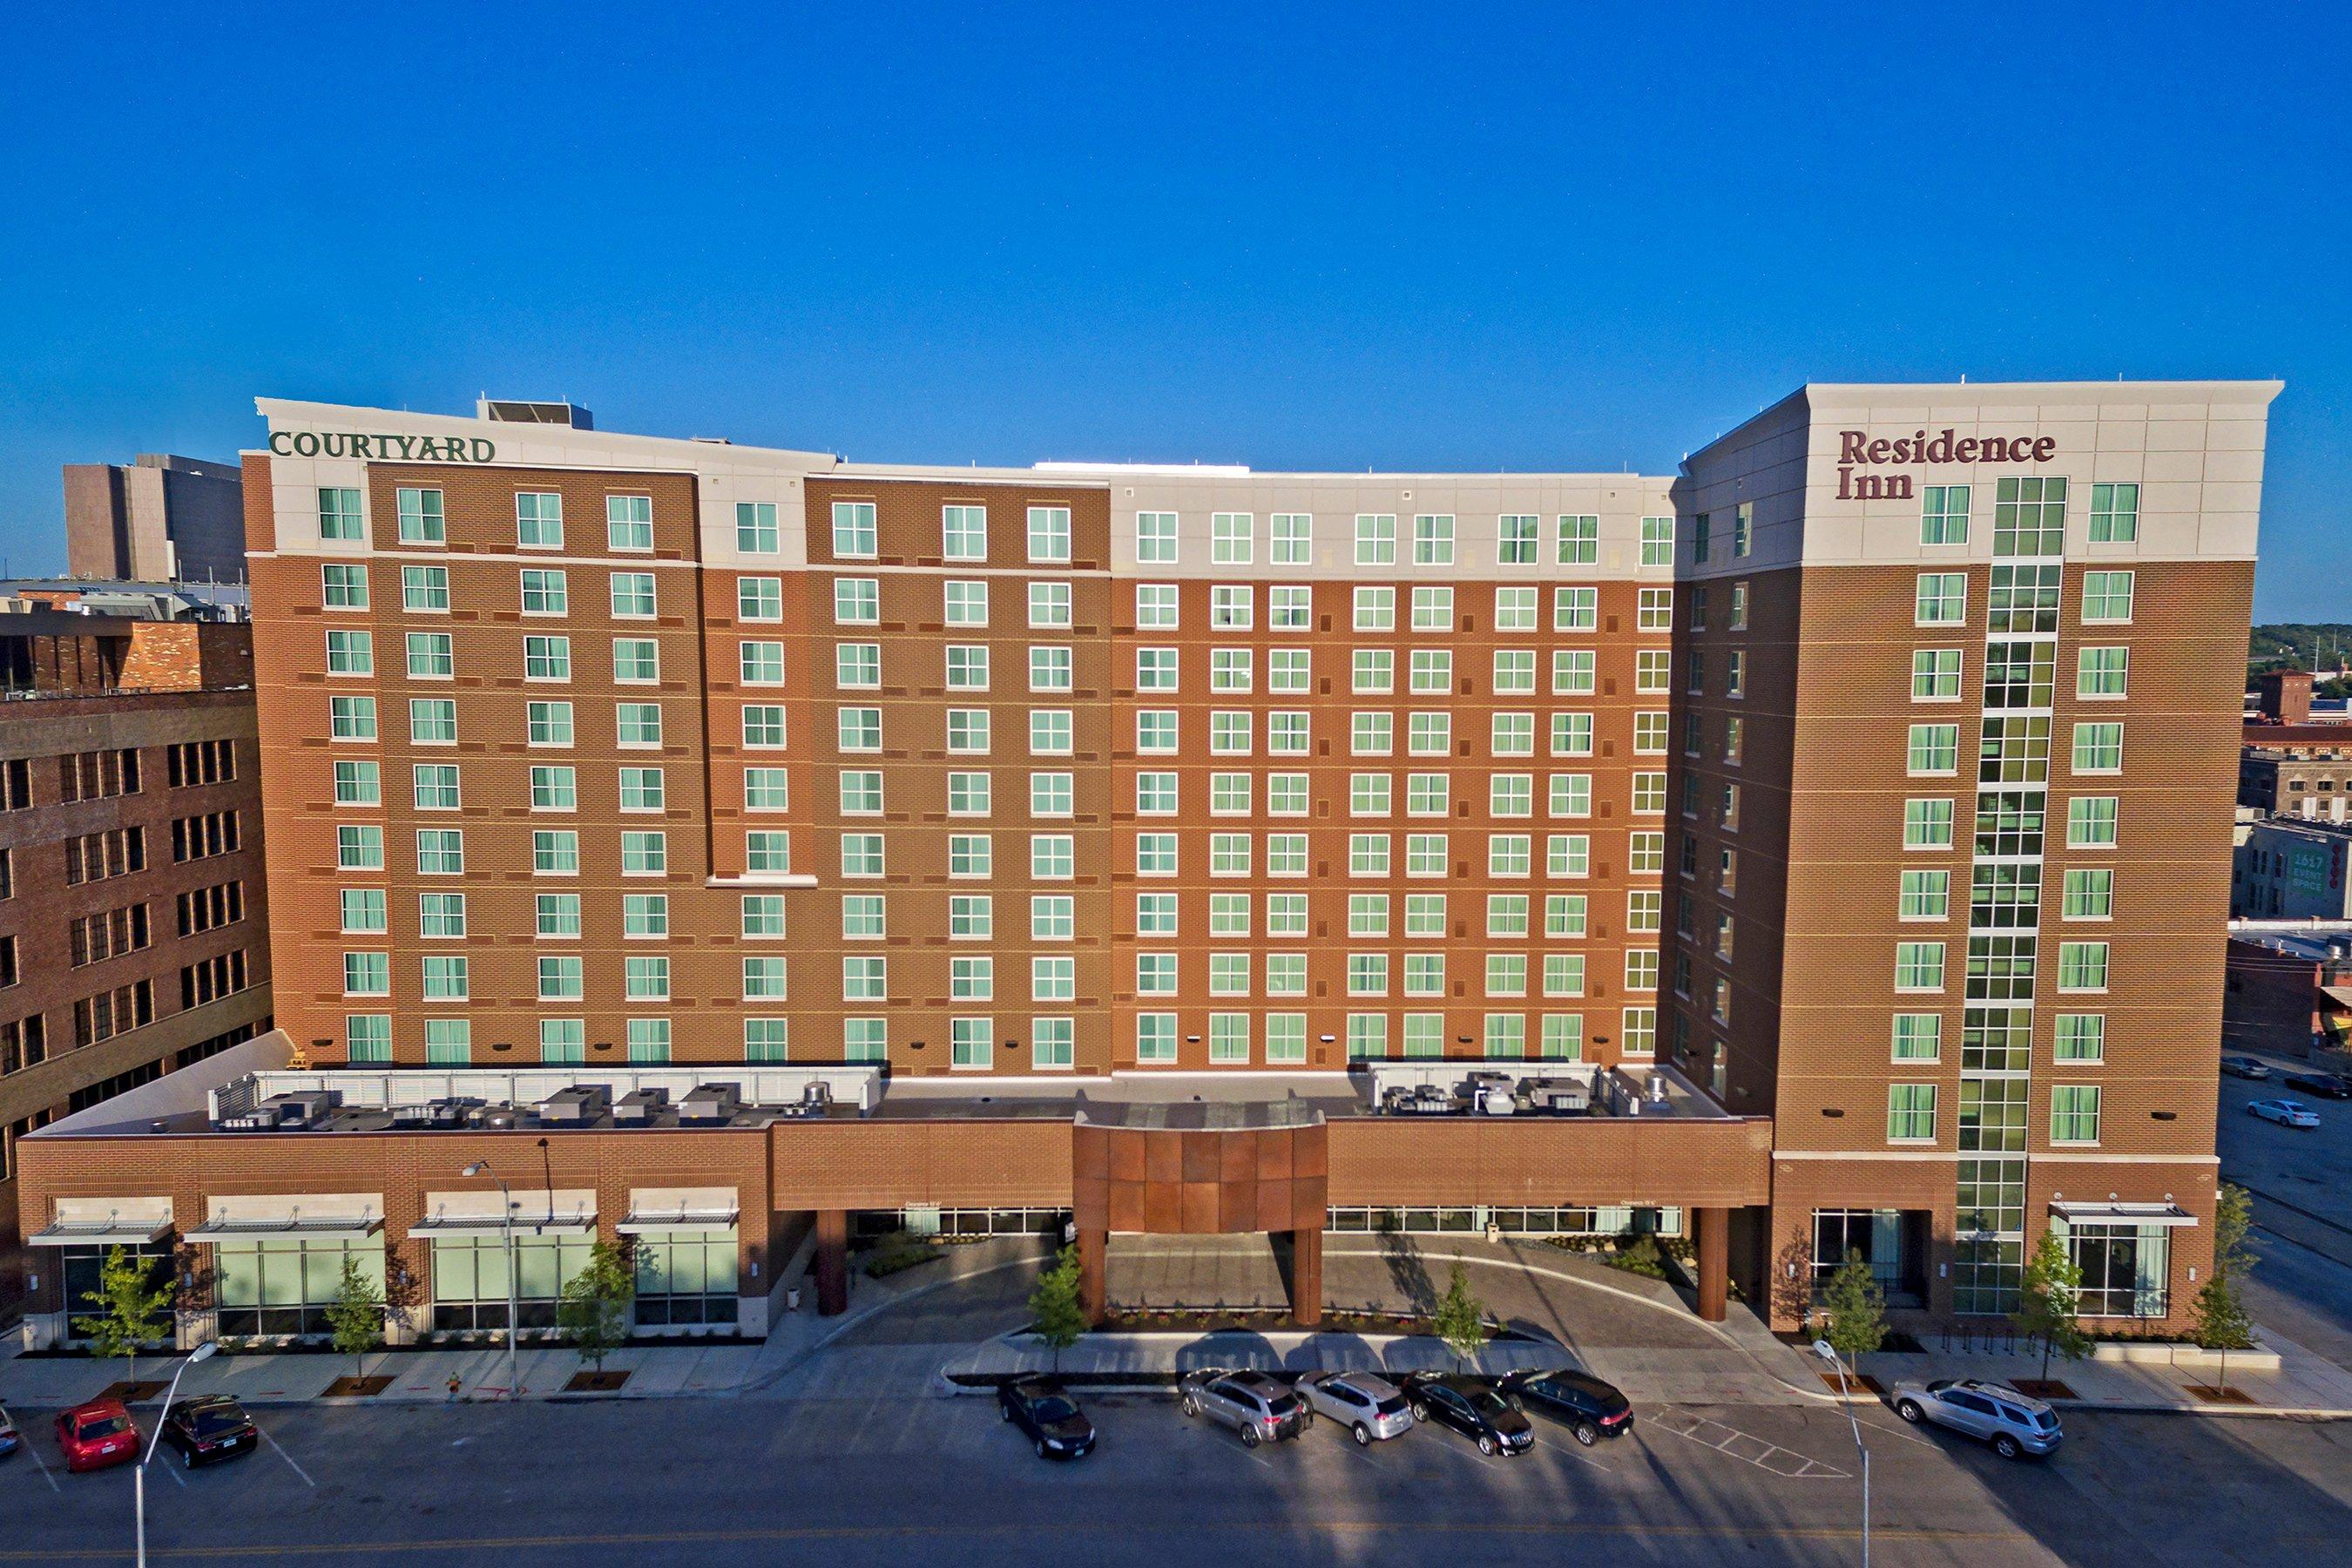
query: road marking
1528 1432 1611 1473
1649 1411 1851 1479
0 1404 60 1493
165 1456 188 1488
259 1427 316 1488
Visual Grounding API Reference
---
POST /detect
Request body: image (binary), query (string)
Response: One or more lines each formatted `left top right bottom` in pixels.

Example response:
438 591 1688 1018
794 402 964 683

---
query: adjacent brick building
12 380 2275 1346
64 454 248 585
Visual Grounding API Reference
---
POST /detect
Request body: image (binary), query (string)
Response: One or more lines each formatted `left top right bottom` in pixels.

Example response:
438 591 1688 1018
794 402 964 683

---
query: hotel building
13 381 2274 1346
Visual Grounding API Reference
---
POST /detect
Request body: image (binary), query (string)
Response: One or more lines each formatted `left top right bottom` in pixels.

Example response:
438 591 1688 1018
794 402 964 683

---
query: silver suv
1179 1369 1310 1448
1294 1371 1414 1444
1889 1377 2063 1459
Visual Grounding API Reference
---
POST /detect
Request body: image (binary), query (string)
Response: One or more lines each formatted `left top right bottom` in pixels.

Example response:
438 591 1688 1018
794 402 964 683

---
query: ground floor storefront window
2064 1222 2172 1319
61 1246 172 1338
430 1233 593 1331
1811 1209 1929 1305
1328 1206 1683 1238
633 1227 739 1328
215 1238 384 1337
855 1207 1067 1240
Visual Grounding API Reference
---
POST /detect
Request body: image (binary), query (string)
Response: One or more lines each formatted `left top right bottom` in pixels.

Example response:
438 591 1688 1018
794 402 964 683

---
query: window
1031 710 1073 755
1631 773 1667 814
1916 573 1966 625
402 564 449 612
2067 796 2119 848
1030 646 1072 693
609 572 656 618
626 1018 672 1064
1032 835 1074 878
1908 724 1959 775
945 708 990 754
2063 868 2113 920
944 579 988 626
1731 501 1754 558
2058 942 2110 991
942 504 987 559
1900 869 1950 919
1494 587 1538 632
1354 649 1394 694
1888 1084 1937 1142
1913 649 1963 700
422 955 470 1001
322 563 369 609
1353 586 1395 632
325 629 374 675
744 768 789 812
1994 476 2066 556
1623 950 1658 990
607 493 652 551
336 825 383 870
330 695 378 740
1557 514 1598 564
2051 1085 2101 1145
616 639 662 683
1499 514 1538 565
521 569 568 615
747 831 791 872
2089 482 2139 543
2078 646 2128 699
1922 485 1969 545
1027 505 1071 563
1271 512 1310 566
523 700 571 747
620 831 667 875
415 764 463 810
2072 722 2124 774
1896 942 1945 990
828 501 874 557
735 576 787 622
416 892 465 939
516 491 564 548
1640 516 1673 566
742 706 787 748
523 634 570 682
1135 511 1177 564
2082 570 2135 624
1213 511 1253 564
319 486 364 541
844 1018 888 1064
1892 1014 1942 1062
1135 647 1177 692
1412 513 1454 566
1029 581 1071 628
1621 1007 1656 1056
1553 586 1597 632
1410 585 1452 632
1495 650 1538 695
1355 513 1396 565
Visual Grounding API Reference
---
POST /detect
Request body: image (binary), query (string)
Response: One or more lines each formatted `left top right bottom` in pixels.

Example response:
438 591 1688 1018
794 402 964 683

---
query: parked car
2283 1071 2352 1099
2220 1056 2272 1080
1889 1377 2062 1459
1178 1369 1310 1448
55 1398 139 1473
1499 1368 1635 1445
0 1417 19 1460
2249 1098 2322 1128
996 1378 1095 1460
1397 1372 1534 1456
159 1396 258 1470
1294 1370 1414 1444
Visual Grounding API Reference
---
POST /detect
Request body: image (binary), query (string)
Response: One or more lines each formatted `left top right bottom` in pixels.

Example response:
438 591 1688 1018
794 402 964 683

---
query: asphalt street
2 1386 2345 1565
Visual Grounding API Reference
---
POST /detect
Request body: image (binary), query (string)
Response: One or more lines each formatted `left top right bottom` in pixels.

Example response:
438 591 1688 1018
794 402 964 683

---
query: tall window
942 504 987 560
1136 511 1177 564
1921 485 1969 544
516 492 564 548
319 488 364 541
1027 505 1071 564
607 494 652 551
2088 482 2139 543
1355 513 1396 566
397 487 445 544
830 501 875 557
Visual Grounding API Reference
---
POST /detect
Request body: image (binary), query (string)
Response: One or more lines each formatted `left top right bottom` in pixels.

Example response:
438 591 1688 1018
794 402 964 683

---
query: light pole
461 1160 520 1400
1813 1338 1869 1568
137 1339 216 1568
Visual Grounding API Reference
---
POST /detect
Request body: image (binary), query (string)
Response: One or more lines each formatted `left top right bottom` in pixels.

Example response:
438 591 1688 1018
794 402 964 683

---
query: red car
56 1398 139 1473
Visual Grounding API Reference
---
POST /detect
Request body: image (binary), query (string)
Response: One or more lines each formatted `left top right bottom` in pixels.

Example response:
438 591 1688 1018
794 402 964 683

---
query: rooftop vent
477 399 591 429
614 1087 670 1125
539 1085 612 1125
679 1083 743 1125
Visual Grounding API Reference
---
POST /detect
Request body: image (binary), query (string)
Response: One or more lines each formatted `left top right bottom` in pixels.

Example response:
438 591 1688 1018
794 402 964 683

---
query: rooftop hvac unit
538 1085 612 1125
473 1107 519 1132
260 1091 336 1128
679 1083 743 1125
614 1087 670 1125
774 1079 835 1120
426 1097 484 1128
217 1106 286 1132
1522 1078 1590 1115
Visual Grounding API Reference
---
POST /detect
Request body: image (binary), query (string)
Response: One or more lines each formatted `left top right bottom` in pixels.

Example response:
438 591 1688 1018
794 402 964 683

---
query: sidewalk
1859 1324 2352 1417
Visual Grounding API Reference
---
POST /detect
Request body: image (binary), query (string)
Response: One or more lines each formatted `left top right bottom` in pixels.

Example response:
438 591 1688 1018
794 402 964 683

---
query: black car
997 1377 1096 1460
159 1396 257 1469
1398 1373 1534 1456
1499 1368 1635 1445
2285 1071 2352 1099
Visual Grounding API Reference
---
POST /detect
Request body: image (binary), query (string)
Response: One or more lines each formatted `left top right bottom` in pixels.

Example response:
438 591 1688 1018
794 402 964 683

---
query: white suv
1889 1377 2062 1459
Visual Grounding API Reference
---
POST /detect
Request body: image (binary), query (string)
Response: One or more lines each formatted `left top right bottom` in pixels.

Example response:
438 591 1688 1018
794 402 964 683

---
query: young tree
1431 1259 1489 1370
1820 1253 1888 1364
323 1254 385 1380
71 1246 173 1383
2011 1230 2092 1385
1026 1244 1089 1374
2191 1183 2259 1393
556 1240 636 1372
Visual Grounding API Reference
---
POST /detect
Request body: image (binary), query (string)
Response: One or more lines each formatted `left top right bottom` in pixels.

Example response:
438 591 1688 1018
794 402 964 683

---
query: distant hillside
2250 625 2352 669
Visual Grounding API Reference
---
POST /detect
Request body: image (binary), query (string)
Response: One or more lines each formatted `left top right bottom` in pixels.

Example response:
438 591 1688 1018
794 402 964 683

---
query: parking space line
1649 1411 1850 1480
165 1456 187 1487
1529 1434 1611 1473
260 1426 316 1488
0 1405 59 1493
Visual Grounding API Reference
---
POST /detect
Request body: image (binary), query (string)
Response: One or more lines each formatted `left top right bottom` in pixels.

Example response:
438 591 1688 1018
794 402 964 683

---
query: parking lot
2 1380 2347 1565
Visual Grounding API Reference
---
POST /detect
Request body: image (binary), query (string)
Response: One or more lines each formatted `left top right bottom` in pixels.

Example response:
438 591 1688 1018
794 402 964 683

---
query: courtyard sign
1834 429 2058 500
268 430 497 462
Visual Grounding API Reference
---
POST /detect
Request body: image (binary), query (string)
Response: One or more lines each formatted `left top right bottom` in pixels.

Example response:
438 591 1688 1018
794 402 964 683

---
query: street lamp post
461 1160 520 1400
1812 1338 1870 1568
137 1340 216 1568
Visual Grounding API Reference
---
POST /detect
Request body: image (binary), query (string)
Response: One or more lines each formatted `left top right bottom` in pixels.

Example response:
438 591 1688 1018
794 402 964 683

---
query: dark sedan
160 1396 258 1469
2284 1071 2352 1099
1500 1368 1634 1445
1398 1373 1534 1456
997 1378 1096 1460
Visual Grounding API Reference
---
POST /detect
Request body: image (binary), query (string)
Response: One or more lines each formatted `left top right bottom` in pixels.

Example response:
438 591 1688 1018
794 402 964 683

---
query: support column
814 1208 849 1316
1288 1227 1323 1327
1694 1206 1729 1322
1075 1227 1107 1325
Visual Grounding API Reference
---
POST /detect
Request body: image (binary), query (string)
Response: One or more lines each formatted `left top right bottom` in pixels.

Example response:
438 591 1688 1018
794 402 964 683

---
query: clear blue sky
2 2 2342 618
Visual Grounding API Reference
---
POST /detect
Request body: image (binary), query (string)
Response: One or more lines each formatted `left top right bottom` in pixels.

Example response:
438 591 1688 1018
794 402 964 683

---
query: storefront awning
189 1214 384 1238
2049 1201 2200 1227
27 1215 173 1247
616 1206 740 1233
407 1213 598 1240
191 1193 383 1238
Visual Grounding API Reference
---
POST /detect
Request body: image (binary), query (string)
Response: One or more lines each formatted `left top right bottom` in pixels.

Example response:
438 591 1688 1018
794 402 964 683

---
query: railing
0 682 254 702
